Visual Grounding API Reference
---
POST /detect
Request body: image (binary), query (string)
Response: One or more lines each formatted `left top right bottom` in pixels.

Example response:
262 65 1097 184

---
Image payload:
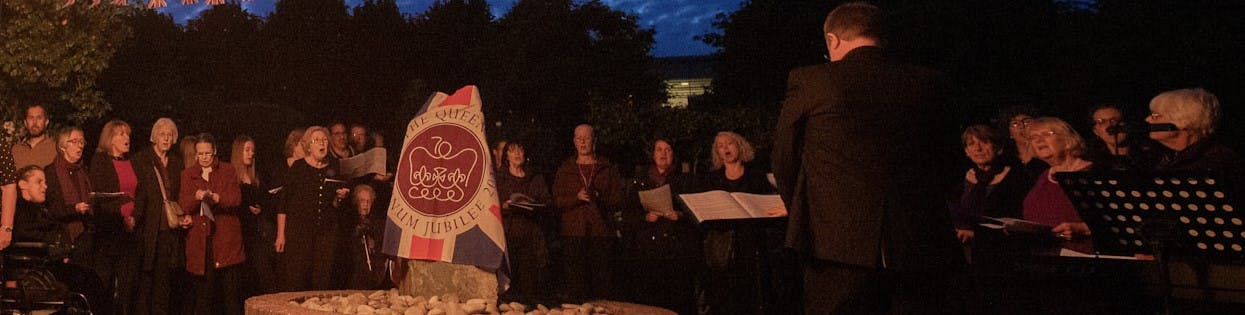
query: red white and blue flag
383 85 508 290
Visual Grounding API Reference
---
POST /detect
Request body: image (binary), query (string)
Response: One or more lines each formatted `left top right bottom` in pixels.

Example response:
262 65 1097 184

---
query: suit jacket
772 46 961 270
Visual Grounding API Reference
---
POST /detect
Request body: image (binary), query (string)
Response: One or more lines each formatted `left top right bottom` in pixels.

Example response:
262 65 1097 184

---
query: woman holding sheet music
495 141 550 296
88 119 139 315
233 135 279 295
275 126 350 291
625 138 698 315
179 133 244 315
698 131 793 315
947 125 1026 246
42 126 95 264
1020 117 1094 253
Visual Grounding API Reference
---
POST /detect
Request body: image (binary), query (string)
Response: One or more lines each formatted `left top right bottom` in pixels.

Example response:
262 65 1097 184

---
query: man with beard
12 104 57 169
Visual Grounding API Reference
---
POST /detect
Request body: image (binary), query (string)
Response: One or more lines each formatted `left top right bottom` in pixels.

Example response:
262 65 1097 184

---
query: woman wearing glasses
42 126 95 264
1084 104 1157 171
275 126 350 291
997 106 1050 191
1145 88 1241 176
1019 117 1094 253
178 133 244 315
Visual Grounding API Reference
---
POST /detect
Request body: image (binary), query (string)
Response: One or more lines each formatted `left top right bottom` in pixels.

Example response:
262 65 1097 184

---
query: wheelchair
1 242 91 315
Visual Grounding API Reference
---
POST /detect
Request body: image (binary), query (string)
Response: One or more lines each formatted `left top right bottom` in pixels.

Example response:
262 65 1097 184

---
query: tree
1 0 131 125
482 0 664 172
183 3 263 103
350 0 415 130
697 0 833 112
260 0 353 120
98 8 186 130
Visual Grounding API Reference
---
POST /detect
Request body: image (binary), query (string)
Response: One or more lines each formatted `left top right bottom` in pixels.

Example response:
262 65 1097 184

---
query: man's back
775 46 959 269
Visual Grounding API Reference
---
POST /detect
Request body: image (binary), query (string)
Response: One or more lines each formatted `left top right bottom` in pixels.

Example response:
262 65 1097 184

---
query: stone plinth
400 260 498 300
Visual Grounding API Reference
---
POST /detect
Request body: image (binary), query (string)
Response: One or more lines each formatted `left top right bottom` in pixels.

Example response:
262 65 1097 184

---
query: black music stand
1057 171 1242 314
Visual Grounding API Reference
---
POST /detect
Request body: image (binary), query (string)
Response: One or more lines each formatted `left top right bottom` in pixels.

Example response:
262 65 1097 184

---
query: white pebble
404 305 427 315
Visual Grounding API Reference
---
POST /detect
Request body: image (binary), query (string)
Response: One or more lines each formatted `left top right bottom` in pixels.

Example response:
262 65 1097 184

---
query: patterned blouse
1 137 17 185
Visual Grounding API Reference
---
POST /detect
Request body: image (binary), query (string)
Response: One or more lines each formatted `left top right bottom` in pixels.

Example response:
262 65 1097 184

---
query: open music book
979 216 1054 234
677 190 785 223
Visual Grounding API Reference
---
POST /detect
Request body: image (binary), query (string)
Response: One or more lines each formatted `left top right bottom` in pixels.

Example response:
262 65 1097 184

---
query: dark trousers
561 236 613 300
280 229 337 291
135 230 185 315
94 238 138 315
191 233 241 315
242 233 276 295
802 258 963 315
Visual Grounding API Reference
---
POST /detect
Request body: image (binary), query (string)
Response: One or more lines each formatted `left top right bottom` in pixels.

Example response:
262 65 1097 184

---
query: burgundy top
1022 169 1082 226
114 159 138 218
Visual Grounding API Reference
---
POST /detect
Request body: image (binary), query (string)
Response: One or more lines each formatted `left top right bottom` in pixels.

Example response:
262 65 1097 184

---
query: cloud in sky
157 0 741 57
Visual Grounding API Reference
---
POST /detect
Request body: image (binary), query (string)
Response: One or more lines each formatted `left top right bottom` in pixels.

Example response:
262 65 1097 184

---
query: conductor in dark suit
772 2 963 314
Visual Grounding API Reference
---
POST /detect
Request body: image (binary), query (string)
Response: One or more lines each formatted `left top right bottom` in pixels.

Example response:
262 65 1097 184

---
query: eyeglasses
310 138 329 145
1009 118 1035 128
1093 118 1120 126
1026 130 1058 141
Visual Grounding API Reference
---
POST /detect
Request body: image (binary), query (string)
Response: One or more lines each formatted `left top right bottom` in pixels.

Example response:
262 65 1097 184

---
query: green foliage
0 0 131 124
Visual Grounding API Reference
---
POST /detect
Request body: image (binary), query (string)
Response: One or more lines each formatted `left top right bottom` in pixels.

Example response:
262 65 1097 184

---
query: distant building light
680 82 690 86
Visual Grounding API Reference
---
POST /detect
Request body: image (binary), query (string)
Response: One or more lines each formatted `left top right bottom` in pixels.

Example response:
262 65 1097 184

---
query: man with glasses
12 104 57 169
772 2 963 313
328 122 354 160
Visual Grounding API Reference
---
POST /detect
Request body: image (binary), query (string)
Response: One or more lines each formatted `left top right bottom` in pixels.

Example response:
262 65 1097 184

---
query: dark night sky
157 0 744 57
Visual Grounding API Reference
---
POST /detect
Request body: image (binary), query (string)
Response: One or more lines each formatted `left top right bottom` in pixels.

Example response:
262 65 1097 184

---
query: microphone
1106 122 1178 134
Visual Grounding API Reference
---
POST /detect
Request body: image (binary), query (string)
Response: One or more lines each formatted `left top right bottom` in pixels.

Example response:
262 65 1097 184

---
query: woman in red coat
178 133 244 315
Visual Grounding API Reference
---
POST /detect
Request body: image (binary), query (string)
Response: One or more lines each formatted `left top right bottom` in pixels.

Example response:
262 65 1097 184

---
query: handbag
154 166 184 228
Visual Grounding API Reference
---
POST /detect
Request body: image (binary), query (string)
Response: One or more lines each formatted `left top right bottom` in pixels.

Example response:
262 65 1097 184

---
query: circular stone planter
244 290 676 315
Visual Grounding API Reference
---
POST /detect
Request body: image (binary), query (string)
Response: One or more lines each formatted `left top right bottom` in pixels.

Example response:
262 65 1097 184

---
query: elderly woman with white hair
1020 117 1094 252
1145 88 1241 174
133 117 191 315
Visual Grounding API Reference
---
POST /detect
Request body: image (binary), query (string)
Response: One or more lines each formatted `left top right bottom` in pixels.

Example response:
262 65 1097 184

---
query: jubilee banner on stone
383 85 510 289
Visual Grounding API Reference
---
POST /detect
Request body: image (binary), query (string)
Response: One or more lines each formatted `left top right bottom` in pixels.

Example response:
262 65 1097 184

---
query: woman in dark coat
88 120 139 315
624 138 699 315
495 141 551 296
275 126 350 291
42 126 94 265
132 118 189 315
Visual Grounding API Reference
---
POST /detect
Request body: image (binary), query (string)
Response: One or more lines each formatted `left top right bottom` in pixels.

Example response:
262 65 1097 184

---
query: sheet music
731 192 785 218
678 191 750 222
638 184 674 213
340 148 388 179
89 192 127 199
